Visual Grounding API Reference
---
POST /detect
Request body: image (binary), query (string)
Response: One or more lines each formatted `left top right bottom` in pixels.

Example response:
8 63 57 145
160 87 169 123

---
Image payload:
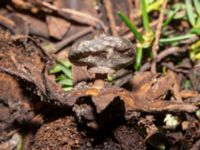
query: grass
118 0 153 70
118 0 200 72
118 12 144 43
49 60 73 91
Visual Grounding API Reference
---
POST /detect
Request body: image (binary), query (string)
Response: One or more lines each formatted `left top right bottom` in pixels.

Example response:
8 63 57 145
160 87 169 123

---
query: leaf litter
0 1 199 149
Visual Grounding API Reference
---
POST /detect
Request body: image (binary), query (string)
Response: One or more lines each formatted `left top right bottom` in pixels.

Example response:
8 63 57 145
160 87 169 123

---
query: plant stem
134 47 143 70
159 34 196 43
141 0 151 32
118 11 144 43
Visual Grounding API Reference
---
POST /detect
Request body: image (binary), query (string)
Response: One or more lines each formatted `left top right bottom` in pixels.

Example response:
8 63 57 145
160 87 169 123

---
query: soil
32 116 146 150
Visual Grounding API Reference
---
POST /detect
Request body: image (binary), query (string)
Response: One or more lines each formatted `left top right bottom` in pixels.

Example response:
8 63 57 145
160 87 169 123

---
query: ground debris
0 32 197 131
32 116 83 150
189 63 200 92
66 71 197 127
46 15 70 40
0 72 34 142
32 115 146 150
0 1 199 149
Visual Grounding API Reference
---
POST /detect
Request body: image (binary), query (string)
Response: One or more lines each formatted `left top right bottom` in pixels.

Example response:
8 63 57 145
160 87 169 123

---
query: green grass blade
49 60 71 74
118 11 144 43
162 7 180 28
16 134 23 150
56 74 67 82
159 34 196 43
185 0 196 26
63 87 73 91
134 47 143 70
57 61 72 79
49 64 62 74
56 60 72 68
58 79 73 86
138 0 164 16
195 17 200 26
141 0 151 32
190 27 200 34
60 65 72 79
193 0 200 15
61 60 72 68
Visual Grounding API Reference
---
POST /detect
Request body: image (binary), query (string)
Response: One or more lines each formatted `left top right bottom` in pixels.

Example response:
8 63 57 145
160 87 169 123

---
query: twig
127 0 135 24
55 27 93 53
0 14 15 27
103 0 118 36
156 47 184 62
39 1 107 32
41 27 93 53
151 0 168 73
134 0 140 17
161 63 189 74
12 0 33 9
180 35 199 44
140 47 186 72
168 70 182 102
140 63 151 72
0 15 16 34
8 34 53 61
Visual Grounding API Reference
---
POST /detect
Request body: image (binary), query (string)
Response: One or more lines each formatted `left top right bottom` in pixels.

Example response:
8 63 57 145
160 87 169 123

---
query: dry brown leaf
46 15 70 40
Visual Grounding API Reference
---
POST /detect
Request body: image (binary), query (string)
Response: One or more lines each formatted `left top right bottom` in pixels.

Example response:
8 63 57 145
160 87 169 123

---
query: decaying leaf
46 15 70 40
0 31 198 131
